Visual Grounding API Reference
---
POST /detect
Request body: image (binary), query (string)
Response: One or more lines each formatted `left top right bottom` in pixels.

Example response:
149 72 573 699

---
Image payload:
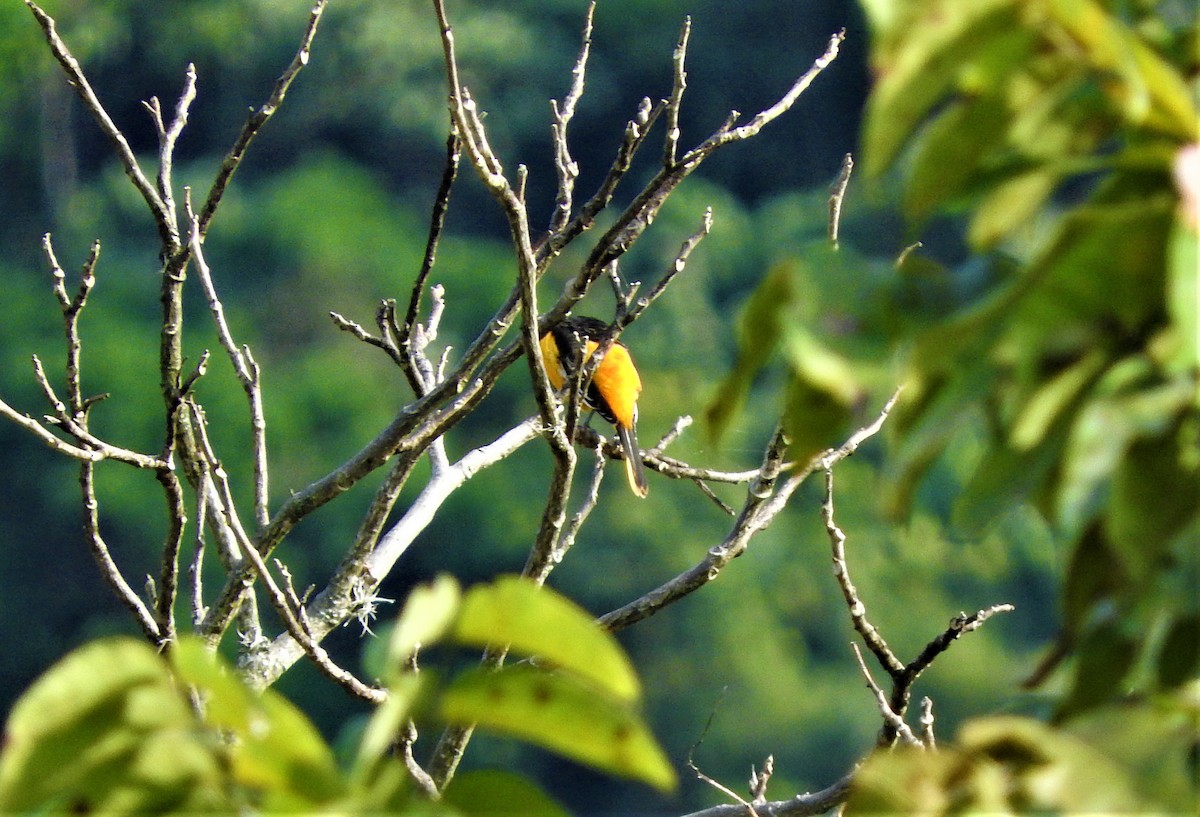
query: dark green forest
0 0 1195 814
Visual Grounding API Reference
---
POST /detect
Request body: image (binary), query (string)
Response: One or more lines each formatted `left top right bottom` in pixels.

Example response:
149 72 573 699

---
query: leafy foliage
830 0 1199 809
0 576 673 813
848 693 1200 815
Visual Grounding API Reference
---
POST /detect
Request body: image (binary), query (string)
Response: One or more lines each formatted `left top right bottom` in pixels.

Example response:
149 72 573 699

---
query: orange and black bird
539 316 649 498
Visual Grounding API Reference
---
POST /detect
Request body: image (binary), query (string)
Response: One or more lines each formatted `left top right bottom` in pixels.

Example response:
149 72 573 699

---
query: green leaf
861 0 1024 175
957 716 1143 811
389 573 462 669
1164 217 1198 375
443 769 572 817
1105 431 1200 587
705 262 794 441
170 637 344 807
1157 613 1200 689
454 576 640 703
968 168 1059 248
952 416 1069 535
351 673 425 783
1065 694 1200 811
1044 0 1198 137
235 686 347 809
903 94 1011 221
441 665 676 793
1010 348 1107 451
0 638 225 814
779 326 862 463
1061 523 1123 635
856 708 1193 814
1058 617 1140 718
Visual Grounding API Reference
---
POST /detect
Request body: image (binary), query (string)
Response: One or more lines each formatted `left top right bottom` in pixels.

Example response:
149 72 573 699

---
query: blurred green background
0 0 1130 813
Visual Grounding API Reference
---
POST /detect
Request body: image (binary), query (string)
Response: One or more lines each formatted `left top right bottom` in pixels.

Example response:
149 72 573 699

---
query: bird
539 316 649 498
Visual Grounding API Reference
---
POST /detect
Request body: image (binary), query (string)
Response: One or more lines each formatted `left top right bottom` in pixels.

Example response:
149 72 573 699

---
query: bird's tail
618 423 649 498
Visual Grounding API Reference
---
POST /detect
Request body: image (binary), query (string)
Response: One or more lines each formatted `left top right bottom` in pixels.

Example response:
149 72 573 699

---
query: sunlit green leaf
443 769 571 817
1010 348 1106 451
779 327 861 463
237 687 346 809
441 665 675 793
351 673 425 783
1065 693 1200 811
170 637 256 731
1164 218 1198 375
968 168 1059 248
958 716 1143 811
455 576 639 703
855 706 1192 814
706 262 794 441
861 0 1022 175
1044 0 1197 137
389 573 462 669
170 637 344 807
0 638 225 814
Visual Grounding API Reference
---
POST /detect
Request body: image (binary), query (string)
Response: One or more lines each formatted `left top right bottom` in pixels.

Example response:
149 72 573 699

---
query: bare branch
635 206 712 316
24 1 172 244
601 389 899 632
548 2 594 233
401 130 462 356
154 465 187 643
750 755 774 804
78 462 162 643
187 192 270 528
828 152 853 248
196 0 328 236
687 688 763 817
700 30 845 151
190 479 209 627
919 697 936 749
823 466 904 676
682 774 852 817
850 644 921 748
145 63 198 236
237 416 543 689
598 423 792 631
664 16 692 167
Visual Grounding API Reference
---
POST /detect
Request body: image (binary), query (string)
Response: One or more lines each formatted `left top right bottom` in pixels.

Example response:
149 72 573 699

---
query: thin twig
681 774 853 817
536 441 608 582
687 689 762 817
400 129 461 362
828 153 853 248
24 1 172 243
154 465 188 644
187 191 270 528
197 0 328 236
145 63 198 241
548 2 593 233
634 207 713 317
701 30 845 151
78 461 162 643
823 466 904 676
664 17 692 167
850 644 921 747
919 697 936 749
190 474 209 626
598 423 792 631
750 755 774 804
